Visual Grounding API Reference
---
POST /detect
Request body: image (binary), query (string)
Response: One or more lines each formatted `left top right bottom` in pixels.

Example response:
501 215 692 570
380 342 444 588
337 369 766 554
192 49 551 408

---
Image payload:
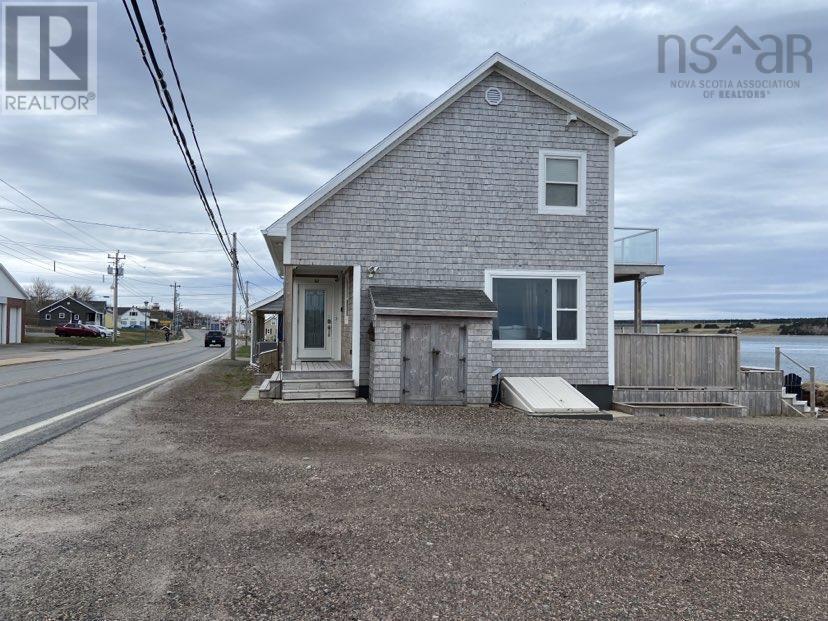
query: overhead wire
121 0 232 263
0 176 109 249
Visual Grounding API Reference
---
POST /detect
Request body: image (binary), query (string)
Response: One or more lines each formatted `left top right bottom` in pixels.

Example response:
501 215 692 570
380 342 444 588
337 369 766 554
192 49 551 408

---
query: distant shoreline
618 318 828 337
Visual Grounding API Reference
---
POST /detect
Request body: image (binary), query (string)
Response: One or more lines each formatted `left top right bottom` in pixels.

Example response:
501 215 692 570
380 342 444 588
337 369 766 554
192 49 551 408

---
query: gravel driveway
1 360 825 619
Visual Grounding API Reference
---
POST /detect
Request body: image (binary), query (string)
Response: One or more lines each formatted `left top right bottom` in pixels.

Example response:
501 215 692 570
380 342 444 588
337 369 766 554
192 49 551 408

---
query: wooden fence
615 333 739 389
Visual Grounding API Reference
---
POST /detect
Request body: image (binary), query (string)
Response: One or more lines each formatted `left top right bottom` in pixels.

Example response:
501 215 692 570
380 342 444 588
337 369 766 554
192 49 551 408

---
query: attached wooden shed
368 286 496 406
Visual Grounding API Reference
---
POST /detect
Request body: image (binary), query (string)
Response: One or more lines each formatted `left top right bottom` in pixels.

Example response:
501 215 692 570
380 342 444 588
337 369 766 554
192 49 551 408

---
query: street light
143 300 149 344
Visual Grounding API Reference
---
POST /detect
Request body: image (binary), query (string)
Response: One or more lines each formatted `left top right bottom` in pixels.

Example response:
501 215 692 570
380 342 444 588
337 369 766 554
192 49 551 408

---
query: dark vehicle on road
55 323 101 338
204 330 225 347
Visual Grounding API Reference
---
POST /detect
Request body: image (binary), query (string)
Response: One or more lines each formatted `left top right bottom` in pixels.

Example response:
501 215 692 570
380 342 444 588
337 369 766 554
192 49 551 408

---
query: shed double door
402 320 466 405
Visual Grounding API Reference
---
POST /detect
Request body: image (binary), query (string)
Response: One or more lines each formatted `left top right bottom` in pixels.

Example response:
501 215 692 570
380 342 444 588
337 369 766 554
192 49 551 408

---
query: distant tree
25 276 59 308
67 284 96 301
703 323 719 329
693 323 702 329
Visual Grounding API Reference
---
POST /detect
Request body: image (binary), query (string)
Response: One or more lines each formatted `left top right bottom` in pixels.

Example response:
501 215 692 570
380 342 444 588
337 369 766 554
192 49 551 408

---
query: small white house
118 305 151 329
0 263 28 344
264 315 279 340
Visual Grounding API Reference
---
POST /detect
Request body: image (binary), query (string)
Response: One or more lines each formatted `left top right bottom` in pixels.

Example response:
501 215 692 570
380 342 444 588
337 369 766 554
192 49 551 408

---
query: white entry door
297 282 335 359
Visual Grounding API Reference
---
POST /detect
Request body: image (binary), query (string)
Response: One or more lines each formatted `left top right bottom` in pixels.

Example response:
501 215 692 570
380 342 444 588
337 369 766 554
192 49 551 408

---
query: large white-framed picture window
484 269 586 349
538 149 587 215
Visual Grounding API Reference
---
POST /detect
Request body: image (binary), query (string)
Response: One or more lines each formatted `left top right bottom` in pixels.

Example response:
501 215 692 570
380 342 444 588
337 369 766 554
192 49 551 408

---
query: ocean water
740 335 828 381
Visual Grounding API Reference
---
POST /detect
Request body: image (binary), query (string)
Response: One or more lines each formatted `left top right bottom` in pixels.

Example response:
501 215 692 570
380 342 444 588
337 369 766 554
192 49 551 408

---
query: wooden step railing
775 347 818 416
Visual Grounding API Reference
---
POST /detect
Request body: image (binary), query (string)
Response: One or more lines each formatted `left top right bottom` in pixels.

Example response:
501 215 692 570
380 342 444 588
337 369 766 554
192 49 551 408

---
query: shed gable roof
263 52 634 240
369 285 498 318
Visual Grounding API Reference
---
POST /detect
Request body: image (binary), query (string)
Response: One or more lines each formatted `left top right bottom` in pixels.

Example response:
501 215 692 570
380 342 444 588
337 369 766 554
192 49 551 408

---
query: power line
237 237 278 279
0 238 217 254
150 0 232 246
0 176 108 249
0 193 104 251
0 233 101 278
121 0 232 263
0 203 213 235
0 246 104 285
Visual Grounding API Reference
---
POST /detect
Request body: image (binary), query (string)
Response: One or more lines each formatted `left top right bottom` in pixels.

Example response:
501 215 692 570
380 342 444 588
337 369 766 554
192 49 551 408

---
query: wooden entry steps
257 368 357 401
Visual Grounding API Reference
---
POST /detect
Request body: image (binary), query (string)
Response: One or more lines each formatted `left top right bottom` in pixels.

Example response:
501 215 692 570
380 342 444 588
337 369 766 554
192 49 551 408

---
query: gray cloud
0 0 824 317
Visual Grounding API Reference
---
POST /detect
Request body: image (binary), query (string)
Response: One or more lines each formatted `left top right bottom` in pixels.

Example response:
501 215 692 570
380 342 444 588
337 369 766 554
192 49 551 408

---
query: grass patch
28 330 173 347
235 345 251 359
658 322 785 335
216 359 253 391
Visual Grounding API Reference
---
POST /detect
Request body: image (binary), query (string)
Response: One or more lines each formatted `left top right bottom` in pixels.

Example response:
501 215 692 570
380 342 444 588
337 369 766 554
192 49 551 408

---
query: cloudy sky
0 0 825 319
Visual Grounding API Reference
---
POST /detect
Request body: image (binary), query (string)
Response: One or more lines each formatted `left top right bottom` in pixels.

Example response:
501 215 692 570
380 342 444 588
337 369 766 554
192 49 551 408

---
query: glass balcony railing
614 228 659 265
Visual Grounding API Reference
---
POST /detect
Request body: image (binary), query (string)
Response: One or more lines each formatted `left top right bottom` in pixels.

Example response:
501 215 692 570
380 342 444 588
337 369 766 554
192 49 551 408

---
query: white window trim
538 149 587 215
58 312 65 319
484 269 586 349
45 313 51 320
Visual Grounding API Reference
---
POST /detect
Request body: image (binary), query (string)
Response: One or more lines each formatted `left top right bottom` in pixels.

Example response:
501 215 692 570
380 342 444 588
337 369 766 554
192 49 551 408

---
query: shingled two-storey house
260 54 661 409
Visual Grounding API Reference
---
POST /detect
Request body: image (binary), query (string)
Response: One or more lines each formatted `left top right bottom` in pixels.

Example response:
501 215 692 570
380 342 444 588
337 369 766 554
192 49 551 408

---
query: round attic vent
484 87 503 106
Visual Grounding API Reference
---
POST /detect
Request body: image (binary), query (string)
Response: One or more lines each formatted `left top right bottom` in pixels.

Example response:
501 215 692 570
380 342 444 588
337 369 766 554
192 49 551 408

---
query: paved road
0 330 227 457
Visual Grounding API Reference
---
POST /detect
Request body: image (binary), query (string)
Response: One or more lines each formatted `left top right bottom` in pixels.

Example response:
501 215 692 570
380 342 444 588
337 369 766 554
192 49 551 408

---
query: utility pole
143 300 149 344
107 251 124 343
244 280 250 349
169 282 181 338
230 232 238 360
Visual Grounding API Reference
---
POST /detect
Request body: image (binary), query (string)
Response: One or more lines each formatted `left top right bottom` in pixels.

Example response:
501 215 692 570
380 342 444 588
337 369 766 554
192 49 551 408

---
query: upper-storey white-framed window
484 269 586 349
538 149 587 215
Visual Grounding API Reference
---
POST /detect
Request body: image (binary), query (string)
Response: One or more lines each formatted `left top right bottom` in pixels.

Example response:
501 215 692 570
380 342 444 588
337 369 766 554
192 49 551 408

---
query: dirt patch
1 360 826 619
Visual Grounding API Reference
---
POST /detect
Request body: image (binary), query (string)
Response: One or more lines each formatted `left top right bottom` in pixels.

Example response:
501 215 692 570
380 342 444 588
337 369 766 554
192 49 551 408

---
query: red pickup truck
54 323 101 338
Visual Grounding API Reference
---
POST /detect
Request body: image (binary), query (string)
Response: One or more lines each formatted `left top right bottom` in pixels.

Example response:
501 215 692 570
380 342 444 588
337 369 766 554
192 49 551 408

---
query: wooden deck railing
615 333 740 389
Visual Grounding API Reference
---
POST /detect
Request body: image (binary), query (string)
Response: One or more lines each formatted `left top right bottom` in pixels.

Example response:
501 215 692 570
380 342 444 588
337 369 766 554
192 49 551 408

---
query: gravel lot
1 360 826 619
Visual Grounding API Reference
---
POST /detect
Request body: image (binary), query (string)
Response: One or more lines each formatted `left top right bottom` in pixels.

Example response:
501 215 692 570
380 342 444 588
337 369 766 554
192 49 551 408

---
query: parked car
96 326 118 338
204 330 225 347
54 323 101 338
85 325 106 338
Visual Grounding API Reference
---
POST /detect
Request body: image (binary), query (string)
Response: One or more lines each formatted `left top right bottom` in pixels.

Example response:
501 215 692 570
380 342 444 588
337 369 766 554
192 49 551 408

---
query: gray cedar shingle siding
369 315 492 405
290 71 611 386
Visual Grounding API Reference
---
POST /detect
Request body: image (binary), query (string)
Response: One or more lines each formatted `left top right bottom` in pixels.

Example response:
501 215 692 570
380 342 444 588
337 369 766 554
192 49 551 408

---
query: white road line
0 350 227 445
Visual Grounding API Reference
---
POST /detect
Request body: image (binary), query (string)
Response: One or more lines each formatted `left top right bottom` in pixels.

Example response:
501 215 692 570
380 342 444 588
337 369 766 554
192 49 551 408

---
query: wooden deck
290 360 351 372
613 333 784 416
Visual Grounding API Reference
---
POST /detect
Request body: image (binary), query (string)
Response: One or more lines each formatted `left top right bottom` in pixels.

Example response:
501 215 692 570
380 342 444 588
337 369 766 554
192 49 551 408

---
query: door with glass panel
297 282 334 359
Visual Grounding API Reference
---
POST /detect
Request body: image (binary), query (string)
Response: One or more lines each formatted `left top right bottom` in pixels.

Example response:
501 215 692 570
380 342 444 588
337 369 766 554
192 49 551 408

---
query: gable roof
45 305 71 316
263 52 635 240
250 290 284 313
0 263 28 299
38 296 101 314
